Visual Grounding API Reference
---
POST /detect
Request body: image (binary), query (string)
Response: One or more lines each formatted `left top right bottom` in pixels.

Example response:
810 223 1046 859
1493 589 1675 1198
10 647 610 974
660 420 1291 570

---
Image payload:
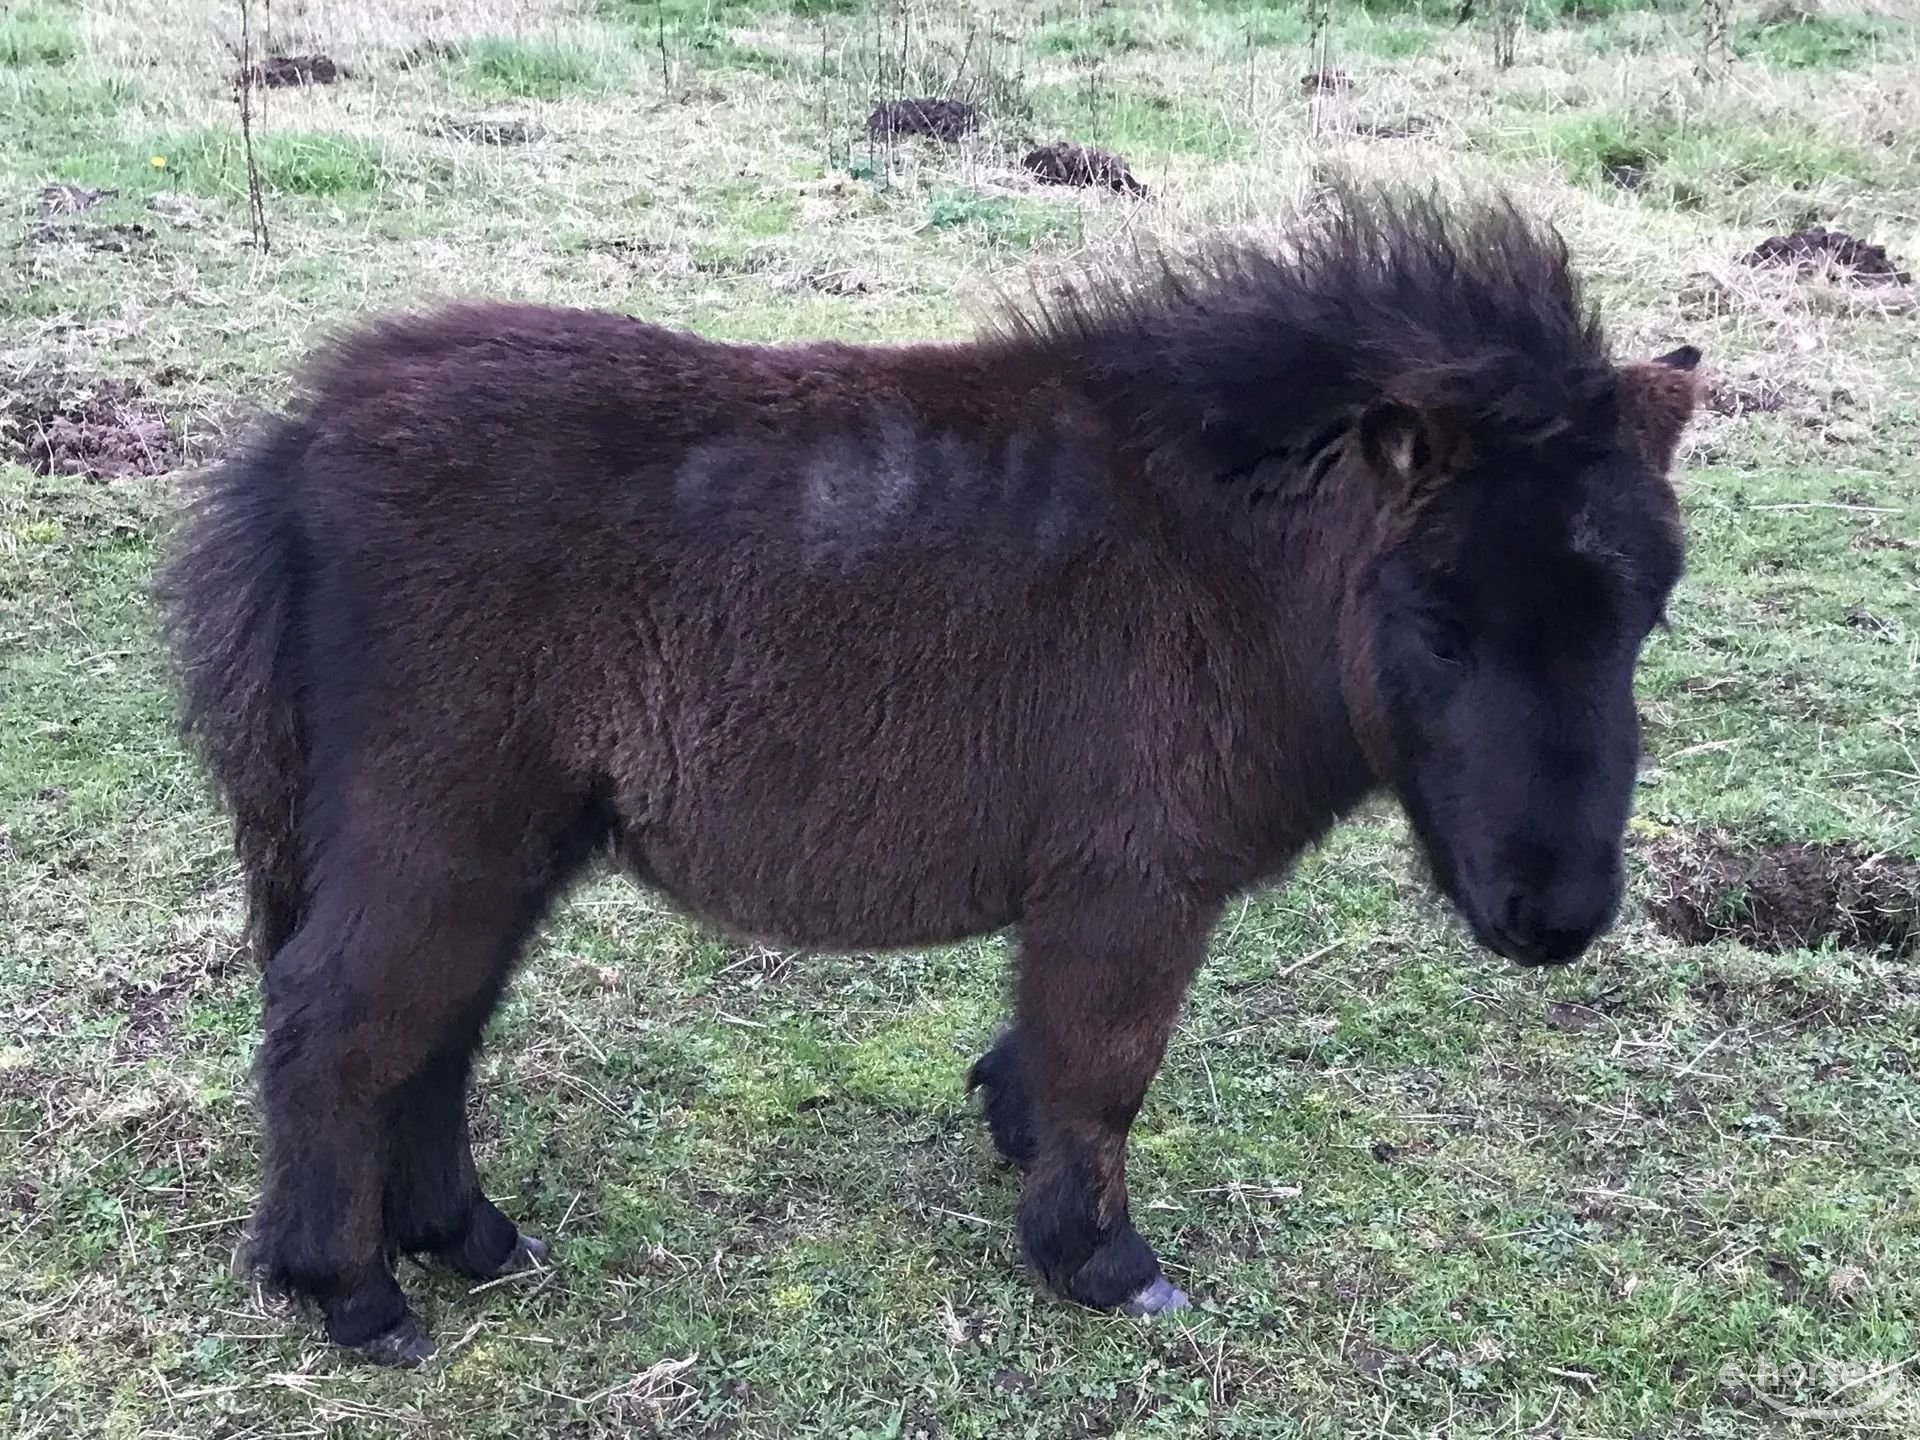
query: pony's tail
155 420 315 966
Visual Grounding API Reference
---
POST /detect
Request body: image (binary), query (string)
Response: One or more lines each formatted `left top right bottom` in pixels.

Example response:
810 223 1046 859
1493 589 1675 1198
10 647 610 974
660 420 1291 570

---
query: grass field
3 0 1919 1434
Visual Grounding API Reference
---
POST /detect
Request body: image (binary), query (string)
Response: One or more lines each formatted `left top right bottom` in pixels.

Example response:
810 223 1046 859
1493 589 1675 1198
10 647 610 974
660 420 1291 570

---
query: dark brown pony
158 190 1698 1363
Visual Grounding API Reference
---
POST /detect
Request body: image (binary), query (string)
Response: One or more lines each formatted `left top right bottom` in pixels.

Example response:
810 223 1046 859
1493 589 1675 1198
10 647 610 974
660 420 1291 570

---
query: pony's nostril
1493 874 1615 965
1501 888 1532 935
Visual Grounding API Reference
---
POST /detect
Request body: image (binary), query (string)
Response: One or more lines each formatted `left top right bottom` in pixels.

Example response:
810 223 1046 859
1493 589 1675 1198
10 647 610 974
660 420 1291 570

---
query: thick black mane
992 188 1619 478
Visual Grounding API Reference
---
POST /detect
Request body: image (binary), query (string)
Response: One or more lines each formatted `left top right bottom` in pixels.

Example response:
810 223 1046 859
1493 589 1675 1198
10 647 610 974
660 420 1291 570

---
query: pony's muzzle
1481 866 1622 966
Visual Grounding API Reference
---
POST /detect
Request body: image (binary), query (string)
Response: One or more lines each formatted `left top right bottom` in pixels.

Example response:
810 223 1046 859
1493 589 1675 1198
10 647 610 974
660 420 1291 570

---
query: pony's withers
158 190 1696 1362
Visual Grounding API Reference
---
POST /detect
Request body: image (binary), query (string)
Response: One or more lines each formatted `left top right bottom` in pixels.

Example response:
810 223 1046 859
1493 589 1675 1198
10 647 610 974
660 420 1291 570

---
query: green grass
923 190 1083 250
146 130 393 196
1340 19 1437 60
3 0 1919 1436
0 3 78 68
1035 12 1167 57
1733 14 1903 70
453 35 619 99
1495 103 1903 224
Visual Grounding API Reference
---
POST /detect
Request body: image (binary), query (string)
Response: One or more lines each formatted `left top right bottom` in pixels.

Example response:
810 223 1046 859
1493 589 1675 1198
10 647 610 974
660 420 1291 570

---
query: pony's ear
1356 400 1456 496
1619 346 1703 472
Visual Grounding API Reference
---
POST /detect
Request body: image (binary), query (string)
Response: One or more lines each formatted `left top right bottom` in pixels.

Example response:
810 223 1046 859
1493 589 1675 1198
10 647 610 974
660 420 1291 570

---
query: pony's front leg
1005 886 1212 1315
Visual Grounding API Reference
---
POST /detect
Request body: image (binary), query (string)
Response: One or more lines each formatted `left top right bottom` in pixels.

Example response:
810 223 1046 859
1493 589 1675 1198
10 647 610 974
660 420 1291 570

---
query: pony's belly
621 823 1021 953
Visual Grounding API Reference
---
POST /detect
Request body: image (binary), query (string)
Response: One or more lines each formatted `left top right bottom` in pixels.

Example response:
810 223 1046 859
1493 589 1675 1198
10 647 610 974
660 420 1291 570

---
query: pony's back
166 301 1306 963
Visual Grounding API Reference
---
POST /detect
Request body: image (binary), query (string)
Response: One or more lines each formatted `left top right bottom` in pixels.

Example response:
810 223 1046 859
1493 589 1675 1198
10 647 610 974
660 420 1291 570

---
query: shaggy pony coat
159 190 1696 1360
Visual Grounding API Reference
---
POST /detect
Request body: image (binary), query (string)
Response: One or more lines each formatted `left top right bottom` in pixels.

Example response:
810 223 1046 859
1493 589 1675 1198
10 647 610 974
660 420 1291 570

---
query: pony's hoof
437 1226 550 1280
504 1232 549 1271
1122 1276 1189 1318
461 1231 548 1280
353 1314 436 1367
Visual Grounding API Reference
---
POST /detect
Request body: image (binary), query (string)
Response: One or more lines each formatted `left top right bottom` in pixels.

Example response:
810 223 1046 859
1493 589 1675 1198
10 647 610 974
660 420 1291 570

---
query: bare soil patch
1022 141 1147 197
3 375 180 480
1544 1000 1613 1032
867 98 980 141
1598 144 1654 191
26 220 153 254
1351 114 1434 140
393 40 459 72
427 115 543 146
1740 227 1910 287
119 971 194 1060
1644 831 1920 957
238 53 343 89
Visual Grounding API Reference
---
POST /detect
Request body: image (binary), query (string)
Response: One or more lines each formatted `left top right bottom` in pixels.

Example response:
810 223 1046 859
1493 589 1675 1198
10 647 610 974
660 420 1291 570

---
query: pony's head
998 187 1699 964
1341 348 1696 965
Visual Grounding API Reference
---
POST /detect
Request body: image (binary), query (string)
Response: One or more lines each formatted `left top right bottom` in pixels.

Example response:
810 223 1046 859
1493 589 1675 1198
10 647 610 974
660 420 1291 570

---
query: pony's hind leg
253 782 594 1362
987 884 1212 1316
382 798 609 1283
254 902 430 1362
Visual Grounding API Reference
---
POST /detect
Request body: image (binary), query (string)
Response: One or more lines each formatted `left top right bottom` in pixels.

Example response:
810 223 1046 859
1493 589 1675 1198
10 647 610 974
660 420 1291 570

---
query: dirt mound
1702 373 1793 417
1644 831 1919 957
239 53 342 89
1022 141 1147 198
4 376 180 480
866 97 979 142
1300 68 1353 94
1740 228 1910 287
37 183 116 216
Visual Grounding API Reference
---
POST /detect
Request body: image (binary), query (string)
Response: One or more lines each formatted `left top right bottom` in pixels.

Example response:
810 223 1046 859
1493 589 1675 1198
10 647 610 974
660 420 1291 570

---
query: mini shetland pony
159 191 1698 1363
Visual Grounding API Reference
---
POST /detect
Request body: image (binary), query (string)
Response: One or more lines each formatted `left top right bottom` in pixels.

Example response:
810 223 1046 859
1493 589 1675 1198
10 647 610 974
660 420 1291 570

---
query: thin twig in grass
713 944 797 979
1306 0 1331 140
238 0 270 253
1752 501 1899 514
1671 1030 1730 1081
1488 0 1519 70
578 1352 698 1411
437 1317 492 1359
529 1065 625 1116
1186 1180 1301 1200
1547 1367 1599 1390
1698 0 1731 82
466 1260 551 1296
555 1004 609 1063
654 0 669 94
1199 1049 1222 1118
925 1204 995 1228
162 1211 250 1235
1831 1352 1920 1396
1573 1188 1671 1213
1184 1326 1231 1408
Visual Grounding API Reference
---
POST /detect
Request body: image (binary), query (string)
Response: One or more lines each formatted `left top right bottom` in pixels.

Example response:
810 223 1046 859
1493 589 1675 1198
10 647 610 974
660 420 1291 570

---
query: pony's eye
1428 618 1466 668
